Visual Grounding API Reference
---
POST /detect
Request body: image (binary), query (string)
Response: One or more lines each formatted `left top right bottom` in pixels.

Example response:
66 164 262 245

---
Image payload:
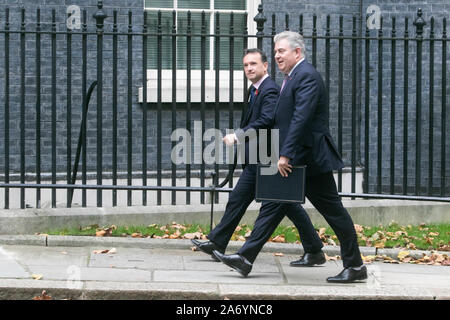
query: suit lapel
274 59 307 115
242 78 267 126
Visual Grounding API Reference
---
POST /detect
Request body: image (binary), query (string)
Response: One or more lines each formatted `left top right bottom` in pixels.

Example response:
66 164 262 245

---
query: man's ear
295 47 302 59
263 61 269 71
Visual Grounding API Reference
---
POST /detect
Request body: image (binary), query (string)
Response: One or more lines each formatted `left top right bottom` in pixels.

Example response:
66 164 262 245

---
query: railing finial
413 8 426 37
93 0 107 31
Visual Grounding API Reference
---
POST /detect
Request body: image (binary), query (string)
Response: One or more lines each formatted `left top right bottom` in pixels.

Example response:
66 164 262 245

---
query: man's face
274 38 302 74
243 52 268 83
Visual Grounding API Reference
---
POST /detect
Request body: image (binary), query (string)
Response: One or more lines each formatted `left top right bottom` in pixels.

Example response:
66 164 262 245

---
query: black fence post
254 4 266 50
413 8 426 196
442 18 447 197
93 0 107 207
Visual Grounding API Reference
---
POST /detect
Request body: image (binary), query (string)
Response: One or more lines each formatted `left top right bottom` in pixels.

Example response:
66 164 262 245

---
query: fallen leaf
402 257 412 263
131 233 143 238
428 232 439 237
32 274 43 280
235 226 242 232
272 235 286 243
361 255 377 263
93 249 110 254
407 243 417 250
398 251 410 260
32 290 52 300
108 248 117 254
274 252 284 257
238 236 246 241
244 230 252 238
61 251 68 255
191 246 199 251
442 260 450 266
354 224 364 234
374 242 385 249
95 230 106 237
183 232 203 240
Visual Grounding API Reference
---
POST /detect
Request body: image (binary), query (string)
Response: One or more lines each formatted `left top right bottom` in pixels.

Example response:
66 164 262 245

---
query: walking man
214 32 367 283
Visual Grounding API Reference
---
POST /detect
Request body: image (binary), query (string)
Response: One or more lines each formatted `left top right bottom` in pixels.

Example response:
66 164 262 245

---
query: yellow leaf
32 274 43 280
374 242 385 249
397 251 410 260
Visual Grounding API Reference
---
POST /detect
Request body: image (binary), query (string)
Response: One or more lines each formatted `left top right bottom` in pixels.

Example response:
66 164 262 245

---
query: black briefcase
255 164 306 204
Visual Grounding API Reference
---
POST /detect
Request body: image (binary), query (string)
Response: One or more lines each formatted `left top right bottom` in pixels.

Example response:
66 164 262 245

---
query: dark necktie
249 85 257 106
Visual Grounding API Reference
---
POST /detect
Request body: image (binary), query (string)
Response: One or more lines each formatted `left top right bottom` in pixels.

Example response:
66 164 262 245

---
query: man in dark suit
213 32 367 283
192 48 324 263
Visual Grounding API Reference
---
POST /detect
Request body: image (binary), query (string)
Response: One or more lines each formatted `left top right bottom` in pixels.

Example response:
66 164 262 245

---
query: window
145 0 254 70
140 0 261 103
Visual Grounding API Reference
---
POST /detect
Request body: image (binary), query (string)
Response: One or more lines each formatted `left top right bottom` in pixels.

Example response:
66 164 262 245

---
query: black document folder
255 164 306 204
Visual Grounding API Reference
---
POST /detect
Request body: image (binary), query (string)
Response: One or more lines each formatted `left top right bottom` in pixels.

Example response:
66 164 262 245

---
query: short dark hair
243 48 268 63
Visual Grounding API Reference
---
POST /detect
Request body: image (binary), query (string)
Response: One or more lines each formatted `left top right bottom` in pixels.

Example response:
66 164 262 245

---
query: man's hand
278 156 292 177
222 133 237 146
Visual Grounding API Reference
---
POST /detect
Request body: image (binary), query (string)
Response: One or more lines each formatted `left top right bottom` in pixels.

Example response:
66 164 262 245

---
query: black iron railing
0 2 449 212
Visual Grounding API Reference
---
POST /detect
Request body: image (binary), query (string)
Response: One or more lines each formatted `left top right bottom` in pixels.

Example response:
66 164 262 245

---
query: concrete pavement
0 237 449 300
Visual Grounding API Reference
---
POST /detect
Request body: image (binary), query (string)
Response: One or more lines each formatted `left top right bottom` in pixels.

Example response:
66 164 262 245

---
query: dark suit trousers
238 171 363 268
207 164 323 253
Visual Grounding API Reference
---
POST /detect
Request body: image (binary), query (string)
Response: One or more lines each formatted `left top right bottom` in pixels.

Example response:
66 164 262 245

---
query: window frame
140 0 262 103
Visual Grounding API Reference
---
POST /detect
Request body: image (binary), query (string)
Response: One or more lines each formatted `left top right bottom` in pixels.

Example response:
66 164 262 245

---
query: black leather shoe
191 239 225 262
326 266 368 283
290 252 326 267
212 250 252 277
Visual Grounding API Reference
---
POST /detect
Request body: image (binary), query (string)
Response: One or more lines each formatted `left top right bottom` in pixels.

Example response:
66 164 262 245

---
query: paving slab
27 265 153 283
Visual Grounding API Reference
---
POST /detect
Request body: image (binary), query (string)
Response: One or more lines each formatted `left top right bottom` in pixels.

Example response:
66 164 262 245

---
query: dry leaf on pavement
271 235 286 243
183 232 203 240
32 290 52 300
274 252 284 257
95 230 107 237
31 274 43 280
93 249 113 254
398 251 410 260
